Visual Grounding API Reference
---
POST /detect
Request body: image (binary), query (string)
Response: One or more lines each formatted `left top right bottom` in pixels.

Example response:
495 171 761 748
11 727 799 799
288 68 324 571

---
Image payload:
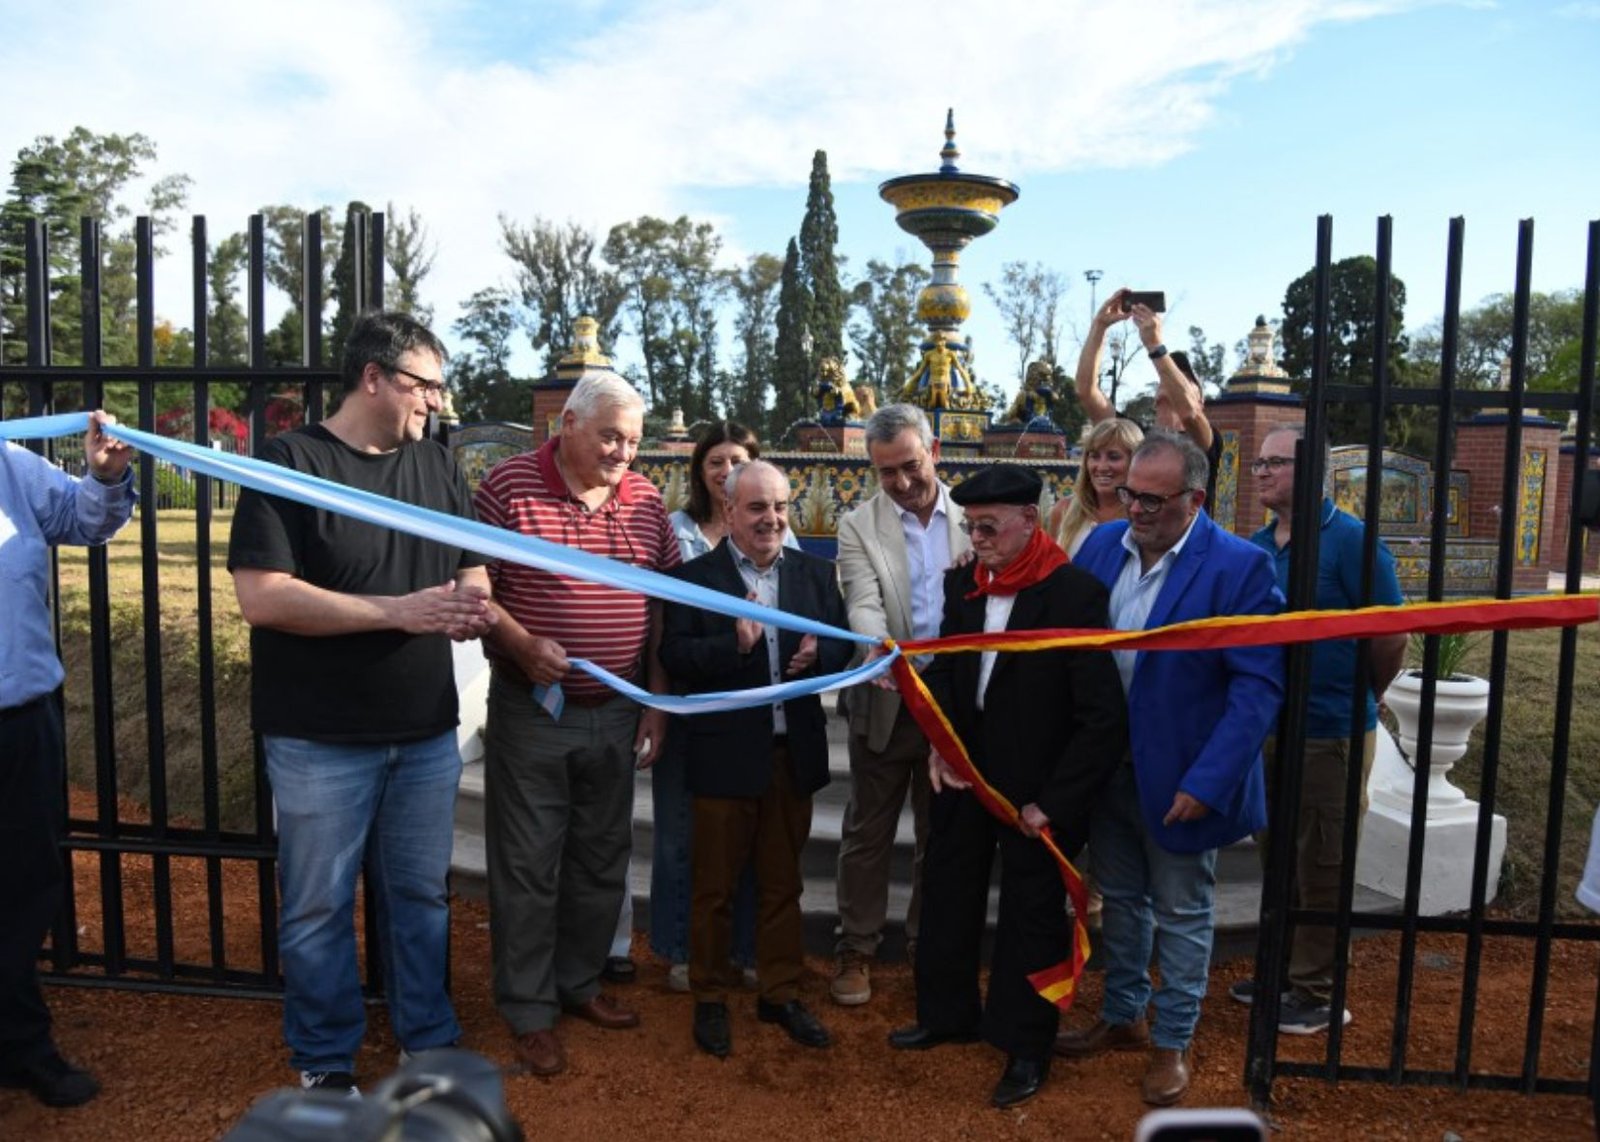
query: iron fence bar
247 215 268 455
135 216 177 981
1479 222 1555 1096
64 834 278 860
304 210 325 421
4 366 343 383
1388 210 1468 1081
70 217 116 977
1274 910 1600 940
1322 215 1400 1075
368 211 385 314
192 214 230 981
353 210 368 312
45 972 289 1001
1571 219 1600 1117
1273 1061 1591 1097
1248 214 1335 1107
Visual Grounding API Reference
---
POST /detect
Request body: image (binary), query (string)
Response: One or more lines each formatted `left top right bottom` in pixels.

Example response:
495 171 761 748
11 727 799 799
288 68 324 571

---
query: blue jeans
265 731 463 1073
649 720 756 966
1090 764 1218 1051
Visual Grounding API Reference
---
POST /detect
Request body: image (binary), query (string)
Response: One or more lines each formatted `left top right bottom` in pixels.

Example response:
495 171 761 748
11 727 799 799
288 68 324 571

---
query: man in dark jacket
887 463 1128 1110
660 460 853 1059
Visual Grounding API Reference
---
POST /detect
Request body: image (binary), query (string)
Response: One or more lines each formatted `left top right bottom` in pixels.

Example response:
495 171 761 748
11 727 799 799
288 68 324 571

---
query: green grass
50 512 1600 916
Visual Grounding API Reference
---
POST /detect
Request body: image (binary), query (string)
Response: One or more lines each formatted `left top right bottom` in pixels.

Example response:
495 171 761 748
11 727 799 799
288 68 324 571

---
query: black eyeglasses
386 365 447 397
1115 485 1196 514
1250 455 1295 475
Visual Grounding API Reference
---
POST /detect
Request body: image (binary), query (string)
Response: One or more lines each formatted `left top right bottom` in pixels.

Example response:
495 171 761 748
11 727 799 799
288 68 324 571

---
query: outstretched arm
1074 289 1128 424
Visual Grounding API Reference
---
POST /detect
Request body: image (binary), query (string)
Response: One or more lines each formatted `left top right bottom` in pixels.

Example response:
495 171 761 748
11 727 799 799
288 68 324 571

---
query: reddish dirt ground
2 794 1596 1141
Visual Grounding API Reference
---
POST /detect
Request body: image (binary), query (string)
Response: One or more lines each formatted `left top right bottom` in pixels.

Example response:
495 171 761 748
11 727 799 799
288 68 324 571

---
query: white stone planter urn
1381 669 1492 817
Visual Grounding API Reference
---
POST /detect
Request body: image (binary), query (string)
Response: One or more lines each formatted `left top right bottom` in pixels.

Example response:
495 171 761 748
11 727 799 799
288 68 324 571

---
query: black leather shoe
991 1055 1048 1109
601 955 637 984
756 998 831 1048
693 1002 731 1058
887 1024 981 1051
0 1050 100 1108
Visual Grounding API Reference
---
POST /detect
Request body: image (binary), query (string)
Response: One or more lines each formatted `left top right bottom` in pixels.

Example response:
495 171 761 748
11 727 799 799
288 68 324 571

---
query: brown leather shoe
514 1029 566 1077
563 992 641 1030
1141 1047 1191 1106
1053 1017 1151 1058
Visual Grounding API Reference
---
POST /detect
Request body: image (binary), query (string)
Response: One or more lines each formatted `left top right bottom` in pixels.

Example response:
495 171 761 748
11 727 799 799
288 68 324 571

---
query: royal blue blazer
1073 513 1285 854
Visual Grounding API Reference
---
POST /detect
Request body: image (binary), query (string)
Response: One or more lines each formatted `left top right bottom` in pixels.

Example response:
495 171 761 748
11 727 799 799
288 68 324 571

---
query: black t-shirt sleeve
227 437 302 574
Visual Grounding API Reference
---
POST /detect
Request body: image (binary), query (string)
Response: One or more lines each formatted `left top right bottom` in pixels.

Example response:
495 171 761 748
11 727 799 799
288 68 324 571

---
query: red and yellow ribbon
888 591 1598 1012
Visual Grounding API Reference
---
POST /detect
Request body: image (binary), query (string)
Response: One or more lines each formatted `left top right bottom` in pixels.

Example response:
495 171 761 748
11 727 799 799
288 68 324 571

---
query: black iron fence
1246 215 1600 1106
2 209 387 998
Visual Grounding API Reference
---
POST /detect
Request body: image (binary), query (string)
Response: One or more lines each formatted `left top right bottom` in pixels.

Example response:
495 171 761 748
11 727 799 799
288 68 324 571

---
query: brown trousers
689 743 812 1004
1260 731 1378 1003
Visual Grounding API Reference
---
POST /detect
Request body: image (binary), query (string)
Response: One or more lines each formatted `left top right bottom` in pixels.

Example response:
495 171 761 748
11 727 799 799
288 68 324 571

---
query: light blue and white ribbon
2 412 895 710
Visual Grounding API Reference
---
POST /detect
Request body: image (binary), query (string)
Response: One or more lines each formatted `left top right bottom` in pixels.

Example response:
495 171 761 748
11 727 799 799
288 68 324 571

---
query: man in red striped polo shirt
475 371 679 1078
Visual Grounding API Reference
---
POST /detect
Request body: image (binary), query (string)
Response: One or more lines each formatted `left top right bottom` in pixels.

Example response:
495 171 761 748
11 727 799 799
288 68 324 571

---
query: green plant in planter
1406 630 1484 681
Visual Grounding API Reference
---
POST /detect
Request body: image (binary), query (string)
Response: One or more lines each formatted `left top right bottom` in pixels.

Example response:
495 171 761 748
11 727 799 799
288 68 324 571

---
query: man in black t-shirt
228 311 493 1096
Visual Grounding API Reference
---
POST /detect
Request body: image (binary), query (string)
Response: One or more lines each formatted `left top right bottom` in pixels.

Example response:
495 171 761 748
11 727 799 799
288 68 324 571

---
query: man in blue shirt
0 412 134 1107
1235 425 1406 1035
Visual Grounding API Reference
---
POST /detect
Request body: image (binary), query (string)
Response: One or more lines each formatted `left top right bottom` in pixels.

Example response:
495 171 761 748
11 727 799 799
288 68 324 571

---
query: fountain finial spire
939 108 960 173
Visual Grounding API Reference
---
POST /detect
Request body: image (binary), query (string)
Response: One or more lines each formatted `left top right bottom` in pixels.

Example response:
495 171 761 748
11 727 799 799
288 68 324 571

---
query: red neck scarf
966 525 1069 599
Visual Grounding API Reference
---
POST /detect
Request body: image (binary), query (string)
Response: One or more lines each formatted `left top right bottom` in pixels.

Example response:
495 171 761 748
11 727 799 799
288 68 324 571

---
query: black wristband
1147 343 1169 361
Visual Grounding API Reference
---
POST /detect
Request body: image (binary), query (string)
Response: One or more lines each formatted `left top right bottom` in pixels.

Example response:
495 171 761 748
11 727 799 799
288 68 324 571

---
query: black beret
950 463 1042 507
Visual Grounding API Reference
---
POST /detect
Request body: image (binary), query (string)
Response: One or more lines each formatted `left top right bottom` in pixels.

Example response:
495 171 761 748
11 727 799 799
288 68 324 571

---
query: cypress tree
771 237 811 439
328 200 371 368
798 149 844 365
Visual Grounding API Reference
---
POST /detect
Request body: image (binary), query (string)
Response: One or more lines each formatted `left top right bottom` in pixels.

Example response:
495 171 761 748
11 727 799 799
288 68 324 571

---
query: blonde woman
1050 418 1144 557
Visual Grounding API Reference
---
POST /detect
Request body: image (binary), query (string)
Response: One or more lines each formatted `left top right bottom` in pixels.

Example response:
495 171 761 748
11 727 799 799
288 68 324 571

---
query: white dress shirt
1108 515 1200 696
730 539 787 734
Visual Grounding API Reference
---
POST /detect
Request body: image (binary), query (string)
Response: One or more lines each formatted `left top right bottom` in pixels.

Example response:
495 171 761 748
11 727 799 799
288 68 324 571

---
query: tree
798 150 845 365
848 257 927 403
1186 325 1230 390
1280 256 1408 387
982 260 1069 385
1280 255 1408 445
771 238 811 440
448 286 529 422
206 232 249 366
727 252 784 428
259 204 340 366
385 202 435 324
502 215 624 375
603 215 725 421
328 200 372 369
1 127 190 367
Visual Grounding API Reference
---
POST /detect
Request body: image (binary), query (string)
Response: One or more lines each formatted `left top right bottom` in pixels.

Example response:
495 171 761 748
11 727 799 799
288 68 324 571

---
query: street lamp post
1084 269 1103 326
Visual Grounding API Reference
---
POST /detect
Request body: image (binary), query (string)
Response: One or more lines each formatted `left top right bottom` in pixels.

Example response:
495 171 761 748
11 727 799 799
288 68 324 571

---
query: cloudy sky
2 0 1596 401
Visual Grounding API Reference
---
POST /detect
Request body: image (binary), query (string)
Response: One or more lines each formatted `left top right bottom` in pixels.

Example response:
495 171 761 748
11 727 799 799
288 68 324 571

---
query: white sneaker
667 963 690 993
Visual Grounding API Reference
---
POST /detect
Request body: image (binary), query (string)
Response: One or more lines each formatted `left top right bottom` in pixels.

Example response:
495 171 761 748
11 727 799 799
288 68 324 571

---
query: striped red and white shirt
475 437 681 699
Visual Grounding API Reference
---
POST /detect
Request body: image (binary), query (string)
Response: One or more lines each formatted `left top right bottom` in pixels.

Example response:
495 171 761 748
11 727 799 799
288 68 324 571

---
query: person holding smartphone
1073 288 1220 505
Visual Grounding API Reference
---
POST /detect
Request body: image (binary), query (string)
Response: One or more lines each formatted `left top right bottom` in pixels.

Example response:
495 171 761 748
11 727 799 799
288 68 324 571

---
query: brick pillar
1454 414 1565 591
1548 442 1600 574
1206 391 1305 537
530 381 573 447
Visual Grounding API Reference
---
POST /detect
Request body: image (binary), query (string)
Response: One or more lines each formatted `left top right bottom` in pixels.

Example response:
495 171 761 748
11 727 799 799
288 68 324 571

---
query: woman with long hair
1049 418 1144 557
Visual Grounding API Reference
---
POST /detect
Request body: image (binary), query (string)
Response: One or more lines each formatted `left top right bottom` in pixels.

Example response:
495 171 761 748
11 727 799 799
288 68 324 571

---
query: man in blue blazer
1058 430 1284 1106
660 460 854 1060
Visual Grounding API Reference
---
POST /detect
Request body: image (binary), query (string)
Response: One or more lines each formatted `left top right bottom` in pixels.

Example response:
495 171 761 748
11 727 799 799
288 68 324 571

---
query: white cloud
0 0 1423 354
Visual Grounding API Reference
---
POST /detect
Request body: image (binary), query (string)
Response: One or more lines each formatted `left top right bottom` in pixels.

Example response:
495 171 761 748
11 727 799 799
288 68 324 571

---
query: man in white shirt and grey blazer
831 404 969 1006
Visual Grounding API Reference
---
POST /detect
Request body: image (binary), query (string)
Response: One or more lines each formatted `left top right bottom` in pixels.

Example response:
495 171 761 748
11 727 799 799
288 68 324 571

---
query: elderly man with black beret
887 463 1127 1110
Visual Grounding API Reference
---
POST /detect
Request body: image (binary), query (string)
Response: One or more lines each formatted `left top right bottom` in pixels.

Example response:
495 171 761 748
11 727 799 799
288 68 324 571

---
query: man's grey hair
864 403 933 451
562 370 645 423
723 459 788 504
1134 428 1210 491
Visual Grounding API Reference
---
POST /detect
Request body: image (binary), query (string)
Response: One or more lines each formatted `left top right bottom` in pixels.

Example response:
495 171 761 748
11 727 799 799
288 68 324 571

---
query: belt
0 694 48 724
490 660 621 709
